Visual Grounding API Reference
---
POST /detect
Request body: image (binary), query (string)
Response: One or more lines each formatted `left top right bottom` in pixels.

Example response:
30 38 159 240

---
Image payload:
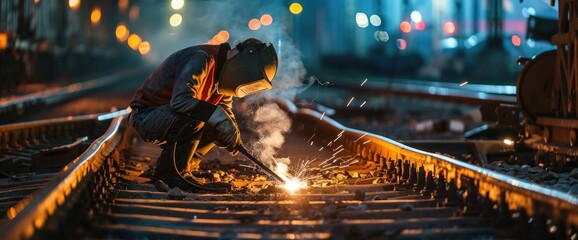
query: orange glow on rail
115 24 129 42
260 14 273 26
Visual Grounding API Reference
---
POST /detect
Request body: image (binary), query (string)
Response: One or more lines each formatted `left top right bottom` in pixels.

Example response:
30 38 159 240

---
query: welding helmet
216 39 278 98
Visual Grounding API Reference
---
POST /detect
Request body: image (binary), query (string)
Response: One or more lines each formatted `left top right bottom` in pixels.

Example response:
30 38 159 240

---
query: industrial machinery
517 0 578 163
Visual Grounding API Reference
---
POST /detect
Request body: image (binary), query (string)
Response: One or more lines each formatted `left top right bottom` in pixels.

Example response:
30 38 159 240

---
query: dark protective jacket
129 43 234 144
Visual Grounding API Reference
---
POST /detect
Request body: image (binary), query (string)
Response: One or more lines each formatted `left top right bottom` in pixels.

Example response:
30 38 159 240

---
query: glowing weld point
346 97 355 107
282 178 307 194
360 101 367 107
459 81 468 86
362 140 371 144
503 139 514 145
320 112 326 120
360 78 368 86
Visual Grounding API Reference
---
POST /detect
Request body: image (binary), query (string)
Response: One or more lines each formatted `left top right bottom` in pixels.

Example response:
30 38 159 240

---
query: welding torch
234 145 287 184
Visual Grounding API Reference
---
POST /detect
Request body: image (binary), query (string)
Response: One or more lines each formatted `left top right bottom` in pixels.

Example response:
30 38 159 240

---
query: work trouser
129 105 218 180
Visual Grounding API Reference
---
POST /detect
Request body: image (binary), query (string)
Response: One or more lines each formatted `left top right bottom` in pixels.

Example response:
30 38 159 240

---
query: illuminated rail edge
1 99 577 239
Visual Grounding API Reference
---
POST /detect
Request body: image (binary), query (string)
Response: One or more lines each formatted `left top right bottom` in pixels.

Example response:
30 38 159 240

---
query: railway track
0 99 577 239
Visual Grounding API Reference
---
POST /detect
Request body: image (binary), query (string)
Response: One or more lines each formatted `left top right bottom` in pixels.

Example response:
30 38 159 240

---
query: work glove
207 106 241 153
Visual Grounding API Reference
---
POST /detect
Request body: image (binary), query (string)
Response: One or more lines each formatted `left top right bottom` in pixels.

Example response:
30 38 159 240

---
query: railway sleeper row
0 99 577 239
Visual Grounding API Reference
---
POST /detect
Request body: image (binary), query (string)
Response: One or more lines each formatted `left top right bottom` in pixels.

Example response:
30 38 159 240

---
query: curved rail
2 98 577 238
283 98 578 231
0 109 129 239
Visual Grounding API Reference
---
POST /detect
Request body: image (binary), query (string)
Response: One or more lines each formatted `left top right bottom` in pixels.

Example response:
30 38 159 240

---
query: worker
128 38 278 192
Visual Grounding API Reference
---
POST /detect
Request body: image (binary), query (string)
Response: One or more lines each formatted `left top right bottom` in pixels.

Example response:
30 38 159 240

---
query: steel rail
2 98 577 238
278 98 578 231
0 109 130 239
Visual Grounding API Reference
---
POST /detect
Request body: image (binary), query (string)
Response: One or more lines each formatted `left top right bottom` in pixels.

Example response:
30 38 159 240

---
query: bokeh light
374 31 389 42
115 24 129 42
129 5 139 21
171 0 184 10
444 21 456 35
415 20 425 31
0 33 7 50
170 13 183 27
289 3 303 15
355 13 369 28
127 34 142 50
68 0 80 10
90 7 101 25
248 18 261 30
260 14 273 26
139 41 150 55
118 0 129 12
400 21 412 33
369 15 381 26
410 11 422 22
511 35 521 46
397 39 407 50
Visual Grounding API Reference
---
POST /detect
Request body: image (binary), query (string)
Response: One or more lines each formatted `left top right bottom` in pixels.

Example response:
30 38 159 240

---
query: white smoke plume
248 103 292 173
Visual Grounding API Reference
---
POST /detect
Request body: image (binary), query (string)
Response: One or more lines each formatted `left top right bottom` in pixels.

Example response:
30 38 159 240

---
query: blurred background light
0 32 7 50
355 13 369 28
511 34 521 46
441 37 458 48
260 14 273 26
129 6 139 21
115 24 129 42
369 15 381 26
169 13 182 27
90 7 101 25
249 18 261 30
400 21 412 33
396 39 407 50
171 0 184 10
410 11 422 22
444 21 456 35
415 20 425 31
139 41 150 55
128 34 142 50
374 31 389 42
68 0 80 10
118 0 129 12
289 3 303 15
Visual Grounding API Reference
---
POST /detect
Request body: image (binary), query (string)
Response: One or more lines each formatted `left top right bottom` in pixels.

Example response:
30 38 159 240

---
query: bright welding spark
503 139 514 145
459 81 468 86
360 101 366 107
346 97 355 107
360 78 368 86
362 140 371 144
282 178 307 194
319 147 324 151
307 133 316 143
310 141 314 145
354 132 368 142
320 112 326 120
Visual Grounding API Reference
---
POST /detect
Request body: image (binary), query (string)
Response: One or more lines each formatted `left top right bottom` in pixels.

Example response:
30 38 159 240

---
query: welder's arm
218 95 241 156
